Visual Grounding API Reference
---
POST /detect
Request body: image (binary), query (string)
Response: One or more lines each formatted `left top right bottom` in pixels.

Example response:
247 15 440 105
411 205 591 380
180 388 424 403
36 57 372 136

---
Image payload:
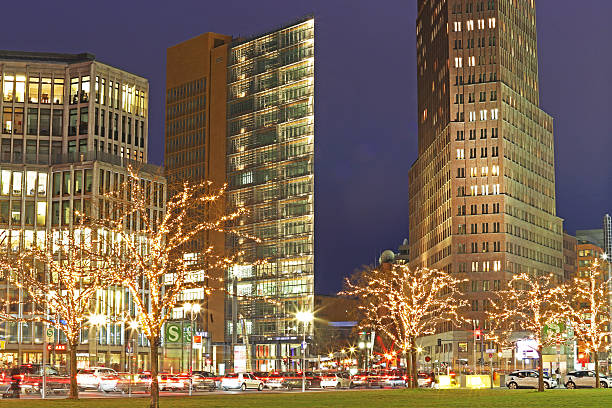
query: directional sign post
165 323 182 344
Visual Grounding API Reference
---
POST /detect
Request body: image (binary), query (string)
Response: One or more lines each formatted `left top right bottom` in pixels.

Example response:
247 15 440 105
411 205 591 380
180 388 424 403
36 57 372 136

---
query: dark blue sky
5 1 611 294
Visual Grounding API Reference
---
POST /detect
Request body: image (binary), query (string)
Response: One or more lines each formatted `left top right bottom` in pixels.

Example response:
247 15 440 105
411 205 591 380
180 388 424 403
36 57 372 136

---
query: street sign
183 325 192 343
486 349 496 353
425 356 431 362
165 323 182 343
301 341 307 350
45 328 54 343
0 340 5 350
488 353 493 359
193 335 202 349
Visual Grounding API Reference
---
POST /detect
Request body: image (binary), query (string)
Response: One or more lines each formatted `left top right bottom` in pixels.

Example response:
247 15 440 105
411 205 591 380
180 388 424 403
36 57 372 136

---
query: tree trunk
68 339 79 399
411 347 418 388
406 350 413 388
595 352 601 388
538 346 544 392
149 336 160 408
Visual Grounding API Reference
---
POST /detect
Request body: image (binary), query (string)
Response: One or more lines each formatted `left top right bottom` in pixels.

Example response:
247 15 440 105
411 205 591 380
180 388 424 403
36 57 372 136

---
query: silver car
506 370 557 389
565 370 612 388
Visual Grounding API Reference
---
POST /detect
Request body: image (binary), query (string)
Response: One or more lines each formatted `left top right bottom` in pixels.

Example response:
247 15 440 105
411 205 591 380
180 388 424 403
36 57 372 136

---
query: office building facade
408 0 563 367
0 51 164 371
166 17 315 372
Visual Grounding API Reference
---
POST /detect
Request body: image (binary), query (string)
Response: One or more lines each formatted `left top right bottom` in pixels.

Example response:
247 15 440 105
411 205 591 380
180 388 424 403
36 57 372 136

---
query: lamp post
296 311 313 393
183 302 201 396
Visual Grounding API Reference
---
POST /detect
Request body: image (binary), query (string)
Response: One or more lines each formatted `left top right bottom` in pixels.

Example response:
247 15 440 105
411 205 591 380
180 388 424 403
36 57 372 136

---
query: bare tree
487 273 564 392
341 264 467 388
95 170 253 408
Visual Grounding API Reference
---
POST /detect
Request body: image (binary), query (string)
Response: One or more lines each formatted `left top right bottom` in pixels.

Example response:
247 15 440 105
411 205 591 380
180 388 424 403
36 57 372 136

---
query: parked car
12 364 69 396
191 373 216 391
506 370 557 389
76 367 119 392
565 370 612 388
320 372 352 389
220 373 264 391
282 372 321 389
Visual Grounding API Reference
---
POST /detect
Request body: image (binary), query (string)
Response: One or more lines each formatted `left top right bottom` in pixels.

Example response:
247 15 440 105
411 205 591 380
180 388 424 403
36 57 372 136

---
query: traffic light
437 338 442 347
474 329 481 341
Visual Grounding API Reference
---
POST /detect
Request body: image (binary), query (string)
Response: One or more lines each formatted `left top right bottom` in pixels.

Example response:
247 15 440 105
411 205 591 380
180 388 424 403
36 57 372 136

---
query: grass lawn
3 389 612 408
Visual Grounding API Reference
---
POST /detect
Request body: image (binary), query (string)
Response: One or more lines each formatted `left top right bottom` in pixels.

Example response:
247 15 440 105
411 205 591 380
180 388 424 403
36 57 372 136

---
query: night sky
4 1 611 294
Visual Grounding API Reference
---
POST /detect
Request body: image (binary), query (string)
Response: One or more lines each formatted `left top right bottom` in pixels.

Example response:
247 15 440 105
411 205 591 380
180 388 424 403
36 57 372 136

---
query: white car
565 370 612 388
320 372 352 389
158 374 184 391
220 373 264 391
77 367 119 392
506 370 557 389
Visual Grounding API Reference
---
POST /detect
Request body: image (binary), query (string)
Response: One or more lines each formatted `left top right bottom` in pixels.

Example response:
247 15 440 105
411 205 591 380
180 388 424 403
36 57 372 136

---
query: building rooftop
0 50 95 64
231 14 314 47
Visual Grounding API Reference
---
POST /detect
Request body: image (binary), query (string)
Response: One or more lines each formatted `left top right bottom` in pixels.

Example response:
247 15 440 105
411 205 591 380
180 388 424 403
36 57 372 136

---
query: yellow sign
0 340 5 350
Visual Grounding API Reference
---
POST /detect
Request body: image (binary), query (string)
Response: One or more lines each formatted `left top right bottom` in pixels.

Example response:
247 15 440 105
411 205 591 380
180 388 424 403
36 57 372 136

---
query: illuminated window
470 167 477 177
51 78 61 104
483 261 490 271
81 76 90 103
489 18 496 29
456 149 465 159
480 110 488 120
28 76 39 103
481 166 488 176
469 112 476 122
478 19 485 29
1 170 11 195
70 77 79 104
3 74 14 102
481 185 489 195
12 171 22 196
471 261 478 272
37 172 47 196
493 261 501 271
454 21 462 32
491 165 499 176
26 171 36 196
493 184 500 194
470 185 478 196
491 108 499 119
468 56 475 66
455 57 463 68
15 75 25 103
467 20 474 31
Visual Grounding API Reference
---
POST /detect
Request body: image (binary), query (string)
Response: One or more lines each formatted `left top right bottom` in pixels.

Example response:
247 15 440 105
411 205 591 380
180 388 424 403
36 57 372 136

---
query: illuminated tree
561 259 611 388
96 170 253 408
341 264 467 388
486 273 564 392
0 227 107 399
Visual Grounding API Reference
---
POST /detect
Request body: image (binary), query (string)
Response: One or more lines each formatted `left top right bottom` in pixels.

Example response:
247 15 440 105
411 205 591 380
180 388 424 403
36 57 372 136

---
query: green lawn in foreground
3 389 612 408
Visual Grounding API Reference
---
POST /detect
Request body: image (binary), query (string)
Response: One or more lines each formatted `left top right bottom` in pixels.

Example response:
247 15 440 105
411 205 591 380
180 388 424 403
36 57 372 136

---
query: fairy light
560 259 611 388
93 168 256 408
486 273 566 392
341 264 467 388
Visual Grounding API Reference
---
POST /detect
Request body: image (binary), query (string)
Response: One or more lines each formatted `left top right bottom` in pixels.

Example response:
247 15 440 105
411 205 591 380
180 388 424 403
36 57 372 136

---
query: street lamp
296 311 314 393
183 302 201 396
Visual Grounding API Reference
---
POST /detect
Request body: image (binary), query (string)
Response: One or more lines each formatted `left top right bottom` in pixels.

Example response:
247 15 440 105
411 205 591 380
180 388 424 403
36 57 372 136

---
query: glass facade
225 18 315 370
0 51 160 371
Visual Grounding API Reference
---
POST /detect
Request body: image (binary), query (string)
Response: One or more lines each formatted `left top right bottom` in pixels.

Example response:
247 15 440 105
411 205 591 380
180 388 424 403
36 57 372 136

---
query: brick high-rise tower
408 0 563 367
